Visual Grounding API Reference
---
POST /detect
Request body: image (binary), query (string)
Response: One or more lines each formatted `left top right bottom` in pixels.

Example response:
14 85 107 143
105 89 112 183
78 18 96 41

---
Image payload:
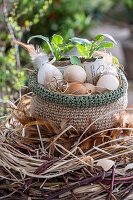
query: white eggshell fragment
96 74 119 91
97 159 115 171
64 65 86 83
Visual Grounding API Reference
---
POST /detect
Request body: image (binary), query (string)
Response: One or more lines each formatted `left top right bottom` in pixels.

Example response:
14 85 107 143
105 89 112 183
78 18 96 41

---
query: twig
107 164 115 200
45 170 108 200
102 178 133 185
3 0 20 67
21 157 61 192
93 169 105 184
62 175 78 200
81 168 87 179
18 190 29 199
121 184 133 200
0 99 17 109
0 190 17 200
99 183 117 200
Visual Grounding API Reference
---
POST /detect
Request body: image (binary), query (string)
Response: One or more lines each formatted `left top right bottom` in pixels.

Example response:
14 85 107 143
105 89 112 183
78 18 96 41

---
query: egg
64 65 86 83
65 82 87 95
96 74 119 92
83 83 96 94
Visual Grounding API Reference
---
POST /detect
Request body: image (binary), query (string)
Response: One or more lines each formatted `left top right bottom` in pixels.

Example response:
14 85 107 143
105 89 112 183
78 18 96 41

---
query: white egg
64 65 86 83
96 74 119 91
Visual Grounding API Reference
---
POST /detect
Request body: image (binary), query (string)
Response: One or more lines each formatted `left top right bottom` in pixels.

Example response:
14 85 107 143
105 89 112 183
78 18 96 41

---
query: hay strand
0 94 133 199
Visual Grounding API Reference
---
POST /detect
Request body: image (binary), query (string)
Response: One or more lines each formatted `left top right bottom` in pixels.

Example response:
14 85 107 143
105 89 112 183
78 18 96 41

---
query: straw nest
0 93 133 200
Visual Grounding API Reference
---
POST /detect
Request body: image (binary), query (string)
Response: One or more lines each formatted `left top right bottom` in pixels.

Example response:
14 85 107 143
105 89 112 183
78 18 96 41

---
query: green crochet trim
29 69 128 108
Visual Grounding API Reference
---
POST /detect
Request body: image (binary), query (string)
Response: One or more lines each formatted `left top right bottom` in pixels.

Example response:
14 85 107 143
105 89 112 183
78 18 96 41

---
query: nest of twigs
0 93 133 200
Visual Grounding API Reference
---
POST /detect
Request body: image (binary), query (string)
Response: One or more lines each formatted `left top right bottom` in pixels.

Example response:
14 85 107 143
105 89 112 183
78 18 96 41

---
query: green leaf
94 34 104 41
42 42 50 53
70 56 81 66
27 35 49 43
70 37 91 46
27 35 54 56
62 44 75 53
96 41 114 50
101 34 117 44
85 44 91 53
52 34 63 45
77 43 87 57
112 56 119 67
51 44 58 50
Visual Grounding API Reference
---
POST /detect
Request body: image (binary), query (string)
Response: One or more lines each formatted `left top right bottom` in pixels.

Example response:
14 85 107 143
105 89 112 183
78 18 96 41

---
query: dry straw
0 94 133 200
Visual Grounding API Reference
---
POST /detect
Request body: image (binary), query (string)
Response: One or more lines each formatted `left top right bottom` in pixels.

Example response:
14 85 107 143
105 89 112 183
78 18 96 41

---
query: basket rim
29 68 128 108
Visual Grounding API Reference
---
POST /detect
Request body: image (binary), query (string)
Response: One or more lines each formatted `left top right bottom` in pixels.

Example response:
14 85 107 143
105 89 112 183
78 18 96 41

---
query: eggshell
97 159 115 171
64 65 86 83
83 83 96 94
96 74 119 91
65 82 87 95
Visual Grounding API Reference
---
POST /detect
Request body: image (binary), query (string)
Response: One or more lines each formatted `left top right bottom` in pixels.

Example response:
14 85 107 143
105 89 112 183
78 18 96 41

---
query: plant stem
89 41 95 58
47 42 54 57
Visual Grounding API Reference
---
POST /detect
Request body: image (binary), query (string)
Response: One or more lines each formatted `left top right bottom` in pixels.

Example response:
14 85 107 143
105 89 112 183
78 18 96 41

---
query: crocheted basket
29 68 128 131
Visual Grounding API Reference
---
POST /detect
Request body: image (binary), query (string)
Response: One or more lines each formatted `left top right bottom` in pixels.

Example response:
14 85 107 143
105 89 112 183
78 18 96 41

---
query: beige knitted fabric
30 93 128 131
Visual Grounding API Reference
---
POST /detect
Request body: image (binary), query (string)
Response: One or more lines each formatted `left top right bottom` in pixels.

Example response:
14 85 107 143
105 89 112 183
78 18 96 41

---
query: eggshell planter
29 65 128 131
82 56 105 83
54 57 105 81
53 58 71 74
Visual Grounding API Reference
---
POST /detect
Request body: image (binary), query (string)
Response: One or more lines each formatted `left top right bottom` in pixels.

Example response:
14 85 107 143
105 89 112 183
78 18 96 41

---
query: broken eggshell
83 83 96 94
93 51 118 76
97 159 115 171
96 74 119 92
65 82 87 95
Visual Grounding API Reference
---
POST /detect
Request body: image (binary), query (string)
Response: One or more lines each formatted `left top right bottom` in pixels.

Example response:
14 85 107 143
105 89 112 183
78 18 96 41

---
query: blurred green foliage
0 0 133 118
13 0 118 40
0 0 114 102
